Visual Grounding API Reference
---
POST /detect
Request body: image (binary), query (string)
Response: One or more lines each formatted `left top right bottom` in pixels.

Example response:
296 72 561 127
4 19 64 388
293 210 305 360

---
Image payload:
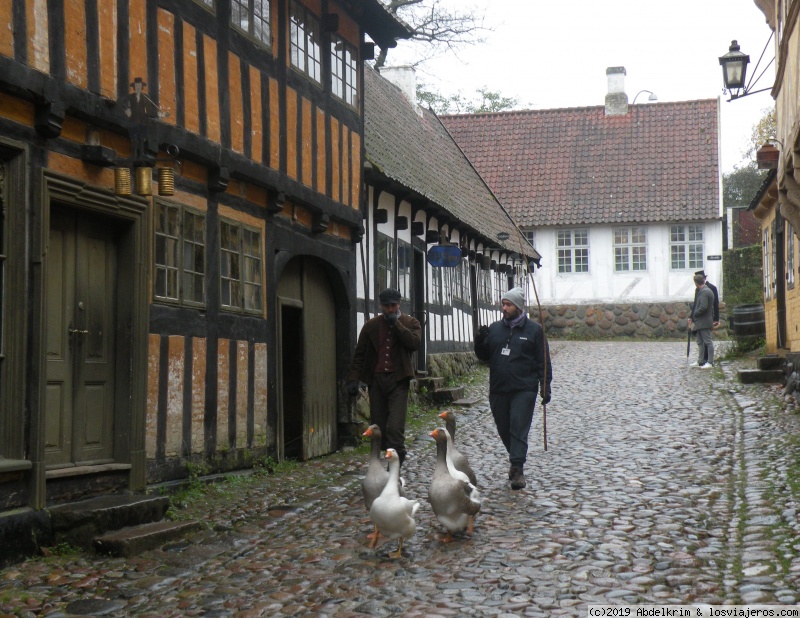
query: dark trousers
369 372 410 464
489 390 537 467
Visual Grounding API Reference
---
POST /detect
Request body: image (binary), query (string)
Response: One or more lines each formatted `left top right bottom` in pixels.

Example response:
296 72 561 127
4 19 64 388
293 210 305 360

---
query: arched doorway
276 256 338 460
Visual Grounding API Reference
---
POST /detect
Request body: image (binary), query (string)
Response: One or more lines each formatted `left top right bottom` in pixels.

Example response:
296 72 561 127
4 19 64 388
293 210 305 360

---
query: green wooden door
45 209 117 467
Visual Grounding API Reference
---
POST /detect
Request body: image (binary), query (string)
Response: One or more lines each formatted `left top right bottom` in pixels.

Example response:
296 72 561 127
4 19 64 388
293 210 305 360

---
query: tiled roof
364 66 538 259
440 101 721 228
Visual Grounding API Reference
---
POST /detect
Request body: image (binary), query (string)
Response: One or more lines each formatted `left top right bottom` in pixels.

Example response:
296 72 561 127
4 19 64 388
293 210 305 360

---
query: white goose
369 448 419 558
428 427 481 542
438 410 478 486
361 424 404 546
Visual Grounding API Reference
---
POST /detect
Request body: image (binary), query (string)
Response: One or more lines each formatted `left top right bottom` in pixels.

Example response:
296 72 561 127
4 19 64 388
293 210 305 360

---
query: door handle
68 328 90 335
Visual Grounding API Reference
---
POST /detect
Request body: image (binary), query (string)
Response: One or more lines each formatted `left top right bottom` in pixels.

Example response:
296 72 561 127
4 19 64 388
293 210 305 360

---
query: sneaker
699 363 713 369
510 466 526 490
689 362 700 367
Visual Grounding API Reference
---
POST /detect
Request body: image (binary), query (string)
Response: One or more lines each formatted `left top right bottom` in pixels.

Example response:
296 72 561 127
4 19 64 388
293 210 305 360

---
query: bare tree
375 0 490 69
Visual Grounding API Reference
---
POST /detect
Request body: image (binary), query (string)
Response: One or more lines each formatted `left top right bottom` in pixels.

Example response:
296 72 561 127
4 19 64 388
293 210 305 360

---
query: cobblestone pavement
3 341 800 617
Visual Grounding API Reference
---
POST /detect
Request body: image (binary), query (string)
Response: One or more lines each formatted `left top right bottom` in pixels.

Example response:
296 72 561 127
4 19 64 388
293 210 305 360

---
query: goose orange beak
362 427 373 437
438 411 447 419
429 429 439 438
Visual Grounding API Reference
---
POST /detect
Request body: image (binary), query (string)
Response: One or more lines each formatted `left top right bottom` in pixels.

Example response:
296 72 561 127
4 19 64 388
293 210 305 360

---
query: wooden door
45 209 117 467
302 263 337 459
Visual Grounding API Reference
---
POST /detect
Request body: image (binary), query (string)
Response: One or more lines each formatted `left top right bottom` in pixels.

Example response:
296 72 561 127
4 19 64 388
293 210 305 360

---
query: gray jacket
692 286 715 331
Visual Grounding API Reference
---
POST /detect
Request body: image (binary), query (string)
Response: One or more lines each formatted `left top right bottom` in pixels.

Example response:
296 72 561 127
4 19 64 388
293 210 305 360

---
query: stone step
452 397 481 406
738 368 785 384
431 386 465 403
757 355 784 370
48 494 170 550
415 377 445 392
93 519 201 557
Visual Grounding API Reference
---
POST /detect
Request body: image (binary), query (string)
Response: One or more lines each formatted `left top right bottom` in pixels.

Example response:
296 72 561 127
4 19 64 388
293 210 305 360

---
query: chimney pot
605 66 628 116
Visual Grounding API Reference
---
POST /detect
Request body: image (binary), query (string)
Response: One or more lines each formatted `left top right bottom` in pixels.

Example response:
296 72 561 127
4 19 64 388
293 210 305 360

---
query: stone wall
425 351 481 381
529 302 730 339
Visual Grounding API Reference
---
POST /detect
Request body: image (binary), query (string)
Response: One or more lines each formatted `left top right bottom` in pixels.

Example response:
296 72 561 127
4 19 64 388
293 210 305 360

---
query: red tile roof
440 101 720 228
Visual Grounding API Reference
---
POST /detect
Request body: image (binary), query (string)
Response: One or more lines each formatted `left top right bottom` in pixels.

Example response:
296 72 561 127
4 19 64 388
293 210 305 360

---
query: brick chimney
605 66 628 116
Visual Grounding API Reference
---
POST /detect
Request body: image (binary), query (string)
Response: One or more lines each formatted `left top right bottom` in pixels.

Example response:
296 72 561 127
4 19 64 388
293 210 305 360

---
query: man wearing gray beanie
474 287 552 490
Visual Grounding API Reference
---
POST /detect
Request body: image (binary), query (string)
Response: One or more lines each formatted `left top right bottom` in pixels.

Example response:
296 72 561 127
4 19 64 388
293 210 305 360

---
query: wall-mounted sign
706 255 722 261
427 244 462 267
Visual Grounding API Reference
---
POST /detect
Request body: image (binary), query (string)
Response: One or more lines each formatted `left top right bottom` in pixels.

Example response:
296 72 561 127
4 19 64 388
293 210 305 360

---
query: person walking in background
689 274 715 369
474 287 552 490
346 288 421 466
691 269 719 366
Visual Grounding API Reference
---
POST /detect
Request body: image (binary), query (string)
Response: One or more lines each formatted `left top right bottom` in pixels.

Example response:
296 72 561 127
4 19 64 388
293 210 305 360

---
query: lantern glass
719 40 749 91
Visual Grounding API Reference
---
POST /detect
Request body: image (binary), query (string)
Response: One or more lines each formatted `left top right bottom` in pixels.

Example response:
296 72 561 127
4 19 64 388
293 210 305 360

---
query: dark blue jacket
474 317 552 396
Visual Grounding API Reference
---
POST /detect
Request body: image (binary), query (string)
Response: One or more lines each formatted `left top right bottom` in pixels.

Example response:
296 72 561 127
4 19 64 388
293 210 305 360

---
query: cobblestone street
3 341 800 617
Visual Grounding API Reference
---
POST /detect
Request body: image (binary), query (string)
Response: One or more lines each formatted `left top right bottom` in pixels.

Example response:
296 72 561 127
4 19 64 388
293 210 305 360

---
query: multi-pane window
788 222 795 289
431 266 442 306
522 229 535 248
461 259 470 301
613 226 647 272
231 0 270 46
442 267 452 306
377 233 394 292
397 239 411 300
154 202 206 306
290 1 321 84
771 220 778 299
331 35 358 107
557 229 589 273
220 220 263 314
670 224 704 270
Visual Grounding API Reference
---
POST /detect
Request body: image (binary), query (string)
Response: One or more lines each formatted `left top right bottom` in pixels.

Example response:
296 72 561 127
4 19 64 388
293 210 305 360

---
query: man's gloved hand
346 381 360 397
386 312 399 326
476 325 490 341
541 390 551 405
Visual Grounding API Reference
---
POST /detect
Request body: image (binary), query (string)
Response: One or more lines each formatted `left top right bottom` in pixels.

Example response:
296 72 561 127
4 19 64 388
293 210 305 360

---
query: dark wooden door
45 209 117 467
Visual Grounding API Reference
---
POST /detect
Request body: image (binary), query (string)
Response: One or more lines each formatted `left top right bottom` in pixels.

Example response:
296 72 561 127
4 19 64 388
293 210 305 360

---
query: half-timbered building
361 66 541 374
0 0 409 527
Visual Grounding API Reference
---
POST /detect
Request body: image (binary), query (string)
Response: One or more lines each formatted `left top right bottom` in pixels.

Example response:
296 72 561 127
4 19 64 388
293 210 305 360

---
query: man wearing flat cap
689 270 719 366
346 288 421 465
475 287 552 490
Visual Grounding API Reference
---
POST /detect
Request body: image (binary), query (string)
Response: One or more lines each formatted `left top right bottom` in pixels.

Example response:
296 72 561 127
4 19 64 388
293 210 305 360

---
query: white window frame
557 229 589 274
231 0 270 47
613 226 647 272
670 224 704 270
290 1 322 84
331 34 358 107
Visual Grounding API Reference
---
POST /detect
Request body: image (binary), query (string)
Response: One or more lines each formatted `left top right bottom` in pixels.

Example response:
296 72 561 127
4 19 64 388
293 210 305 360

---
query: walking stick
686 328 691 367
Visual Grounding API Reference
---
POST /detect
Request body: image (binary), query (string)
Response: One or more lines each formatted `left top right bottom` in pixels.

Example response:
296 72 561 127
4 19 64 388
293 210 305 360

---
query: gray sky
385 0 776 173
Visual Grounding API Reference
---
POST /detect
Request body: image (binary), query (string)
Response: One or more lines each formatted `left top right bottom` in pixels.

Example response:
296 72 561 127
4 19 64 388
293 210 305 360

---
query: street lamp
632 90 658 104
719 40 749 92
718 37 774 101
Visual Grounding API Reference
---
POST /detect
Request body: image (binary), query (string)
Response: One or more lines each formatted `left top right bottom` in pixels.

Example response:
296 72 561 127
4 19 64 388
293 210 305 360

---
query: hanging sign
706 255 722 261
427 244 463 267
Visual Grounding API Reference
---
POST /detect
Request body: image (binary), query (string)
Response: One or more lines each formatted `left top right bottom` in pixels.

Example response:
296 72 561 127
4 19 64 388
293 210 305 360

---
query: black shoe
510 466 526 490
508 465 514 480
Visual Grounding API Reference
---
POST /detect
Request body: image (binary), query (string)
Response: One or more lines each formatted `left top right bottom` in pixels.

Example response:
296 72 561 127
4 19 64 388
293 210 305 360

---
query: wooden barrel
732 304 766 338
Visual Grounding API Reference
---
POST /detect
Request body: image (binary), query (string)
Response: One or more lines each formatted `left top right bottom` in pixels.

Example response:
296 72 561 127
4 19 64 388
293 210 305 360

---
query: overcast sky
384 0 776 174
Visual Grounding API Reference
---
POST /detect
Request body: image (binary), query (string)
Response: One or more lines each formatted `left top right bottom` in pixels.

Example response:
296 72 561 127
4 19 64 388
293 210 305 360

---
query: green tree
375 0 489 69
416 84 521 114
723 162 767 209
745 107 777 159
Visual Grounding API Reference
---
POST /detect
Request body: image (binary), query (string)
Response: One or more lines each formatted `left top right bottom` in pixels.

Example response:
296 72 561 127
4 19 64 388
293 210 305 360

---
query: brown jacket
347 313 421 385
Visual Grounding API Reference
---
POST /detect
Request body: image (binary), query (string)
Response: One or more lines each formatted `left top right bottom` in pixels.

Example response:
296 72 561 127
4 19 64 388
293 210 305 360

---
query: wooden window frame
153 200 206 308
331 34 358 107
290 0 322 85
219 218 264 315
231 0 271 48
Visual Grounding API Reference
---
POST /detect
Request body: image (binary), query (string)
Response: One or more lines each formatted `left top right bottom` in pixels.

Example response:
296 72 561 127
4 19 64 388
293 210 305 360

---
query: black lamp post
719 40 750 94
